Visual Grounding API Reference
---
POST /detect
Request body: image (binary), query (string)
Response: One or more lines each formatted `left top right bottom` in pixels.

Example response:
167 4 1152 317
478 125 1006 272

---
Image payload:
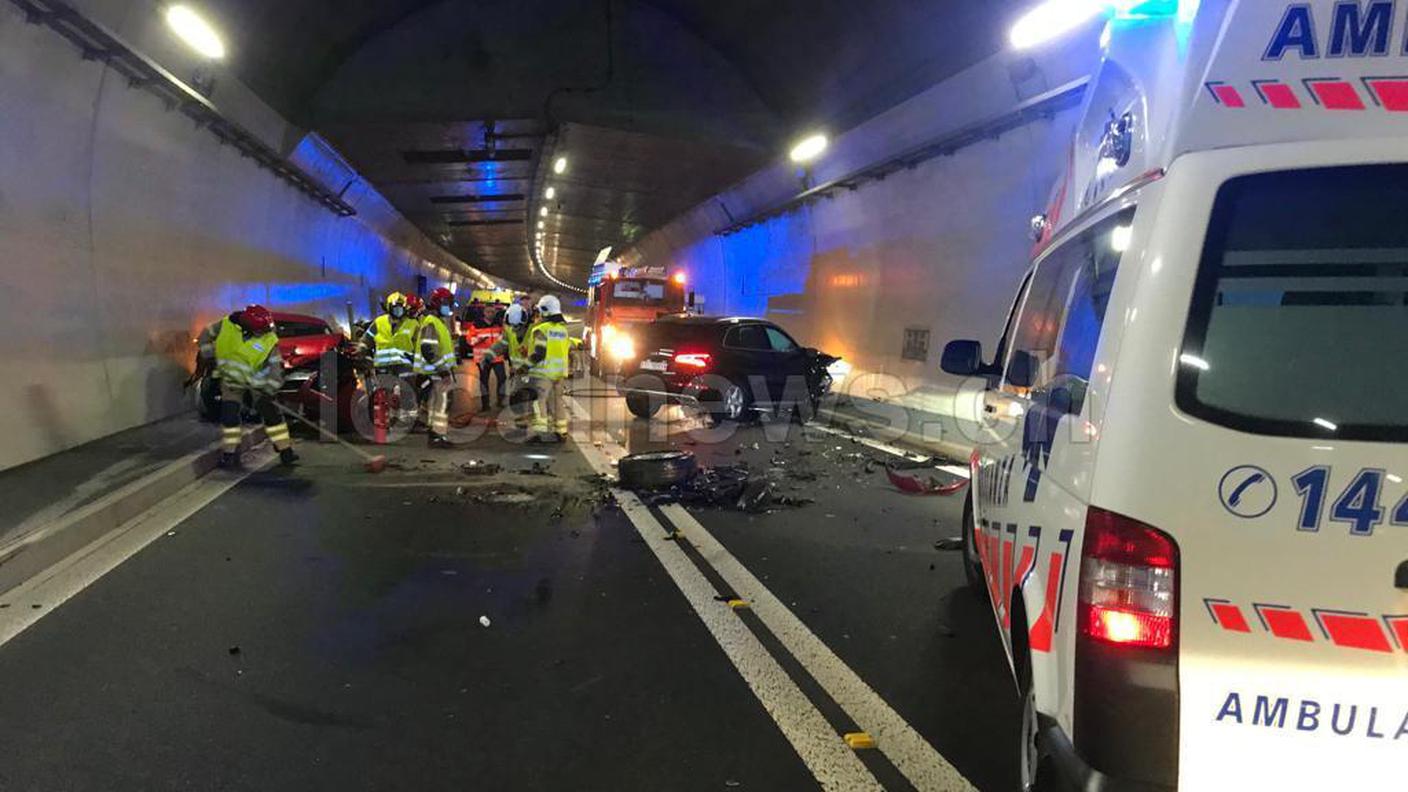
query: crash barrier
0 428 266 597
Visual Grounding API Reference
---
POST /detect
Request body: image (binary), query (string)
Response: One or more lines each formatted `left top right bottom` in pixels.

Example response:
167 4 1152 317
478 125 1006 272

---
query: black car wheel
705 382 750 426
625 392 662 420
618 450 698 490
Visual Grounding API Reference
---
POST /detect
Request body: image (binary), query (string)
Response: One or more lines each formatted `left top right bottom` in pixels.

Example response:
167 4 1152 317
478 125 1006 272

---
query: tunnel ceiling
200 0 1027 290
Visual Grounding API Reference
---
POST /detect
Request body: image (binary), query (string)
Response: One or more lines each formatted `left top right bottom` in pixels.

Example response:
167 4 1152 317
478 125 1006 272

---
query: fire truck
582 265 690 374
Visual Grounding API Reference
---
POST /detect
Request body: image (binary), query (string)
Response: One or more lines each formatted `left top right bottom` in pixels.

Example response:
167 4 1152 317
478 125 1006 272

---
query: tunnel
2 1 1405 790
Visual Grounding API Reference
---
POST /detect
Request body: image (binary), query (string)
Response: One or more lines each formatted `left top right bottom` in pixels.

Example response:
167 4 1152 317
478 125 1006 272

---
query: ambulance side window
1003 208 1134 414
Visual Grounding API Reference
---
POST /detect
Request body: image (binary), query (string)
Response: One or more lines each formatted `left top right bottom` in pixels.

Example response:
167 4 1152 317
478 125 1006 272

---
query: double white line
565 396 974 792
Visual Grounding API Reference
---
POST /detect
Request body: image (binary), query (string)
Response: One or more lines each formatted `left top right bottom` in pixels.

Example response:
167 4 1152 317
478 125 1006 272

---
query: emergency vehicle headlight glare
166 5 226 59
1110 225 1132 253
608 334 636 360
789 134 829 164
1010 0 1108 49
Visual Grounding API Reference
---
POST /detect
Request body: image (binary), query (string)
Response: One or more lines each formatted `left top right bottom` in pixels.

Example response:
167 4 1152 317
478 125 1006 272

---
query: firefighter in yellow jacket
526 294 571 442
418 288 460 447
196 304 298 468
357 292 421 427
480 303 533 429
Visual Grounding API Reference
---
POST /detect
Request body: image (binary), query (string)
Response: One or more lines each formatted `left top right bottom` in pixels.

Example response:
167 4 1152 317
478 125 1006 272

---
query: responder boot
428 433 455 449
279 448 300 466
219 452 242 470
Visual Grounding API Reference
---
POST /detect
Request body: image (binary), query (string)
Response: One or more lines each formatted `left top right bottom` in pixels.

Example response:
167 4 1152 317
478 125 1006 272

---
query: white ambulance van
940 1 1408 788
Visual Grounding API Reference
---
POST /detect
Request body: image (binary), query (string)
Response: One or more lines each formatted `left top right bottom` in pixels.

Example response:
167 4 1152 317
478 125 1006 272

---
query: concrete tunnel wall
0 1 490 471
620 33 1103 447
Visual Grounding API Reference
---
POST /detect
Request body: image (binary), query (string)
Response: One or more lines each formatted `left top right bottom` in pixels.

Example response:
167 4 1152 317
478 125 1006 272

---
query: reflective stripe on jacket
528 320 570 381
213 317 280 390
417 315 457 374
371 314 418 368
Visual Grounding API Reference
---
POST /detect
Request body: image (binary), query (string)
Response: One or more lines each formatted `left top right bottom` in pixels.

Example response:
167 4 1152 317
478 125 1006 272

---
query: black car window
765 326 798 352
726 324 771 350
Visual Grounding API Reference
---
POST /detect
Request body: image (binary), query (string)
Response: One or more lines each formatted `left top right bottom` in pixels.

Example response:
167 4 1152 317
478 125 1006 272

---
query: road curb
0 429 266 597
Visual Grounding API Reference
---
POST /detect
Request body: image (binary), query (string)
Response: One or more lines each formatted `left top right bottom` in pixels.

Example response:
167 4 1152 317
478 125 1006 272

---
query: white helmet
504 304 526 325
536 294 562 316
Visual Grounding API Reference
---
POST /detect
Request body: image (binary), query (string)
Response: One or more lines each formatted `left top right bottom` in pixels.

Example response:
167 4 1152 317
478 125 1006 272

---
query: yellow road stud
843 732 876 750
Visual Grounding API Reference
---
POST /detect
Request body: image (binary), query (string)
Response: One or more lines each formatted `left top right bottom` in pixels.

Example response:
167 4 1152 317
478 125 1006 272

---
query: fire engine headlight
602 323 618 342
607 333 636 360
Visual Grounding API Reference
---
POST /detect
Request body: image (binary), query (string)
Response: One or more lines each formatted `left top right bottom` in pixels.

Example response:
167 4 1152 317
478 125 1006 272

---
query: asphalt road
0 391 1019 791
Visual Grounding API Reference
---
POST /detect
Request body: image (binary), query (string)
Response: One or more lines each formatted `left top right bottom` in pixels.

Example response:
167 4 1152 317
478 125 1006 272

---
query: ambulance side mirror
940 340 984 377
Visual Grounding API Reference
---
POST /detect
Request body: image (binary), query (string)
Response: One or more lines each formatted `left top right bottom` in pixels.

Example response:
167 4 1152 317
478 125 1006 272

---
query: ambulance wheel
618 450 697 490
961 496 986 600
626 393 662 420
1013 610 1056 792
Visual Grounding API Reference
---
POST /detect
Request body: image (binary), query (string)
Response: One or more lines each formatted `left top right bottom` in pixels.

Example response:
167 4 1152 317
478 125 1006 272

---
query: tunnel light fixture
537 220 545 229
1313 417 1339 432
553 156 568 175
165 5 227 59
539 206 549 217
788 133 829 164
544 186 556 200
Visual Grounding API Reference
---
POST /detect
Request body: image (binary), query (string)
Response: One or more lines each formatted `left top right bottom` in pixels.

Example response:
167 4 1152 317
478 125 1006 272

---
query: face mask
391 307 405 319
440 305 452 317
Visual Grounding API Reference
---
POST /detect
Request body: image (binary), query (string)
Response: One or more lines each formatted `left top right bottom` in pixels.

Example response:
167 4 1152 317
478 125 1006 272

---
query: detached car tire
625 393 662 420
617 450 698 490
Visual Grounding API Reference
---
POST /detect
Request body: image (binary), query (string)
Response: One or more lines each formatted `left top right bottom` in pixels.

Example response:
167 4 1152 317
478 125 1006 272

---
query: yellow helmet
384 292 407 313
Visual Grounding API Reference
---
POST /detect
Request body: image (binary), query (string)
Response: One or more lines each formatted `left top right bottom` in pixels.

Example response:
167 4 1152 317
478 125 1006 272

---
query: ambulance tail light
1073 506 1179 786
1078 508 1177 650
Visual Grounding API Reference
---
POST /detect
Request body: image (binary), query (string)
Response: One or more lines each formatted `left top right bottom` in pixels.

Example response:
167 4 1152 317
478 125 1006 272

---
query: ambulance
940 1 1408 788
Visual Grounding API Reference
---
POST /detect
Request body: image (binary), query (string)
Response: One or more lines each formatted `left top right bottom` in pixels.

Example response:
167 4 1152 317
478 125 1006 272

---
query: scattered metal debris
885 466 968 496
933 537 964 551
459 459 502 476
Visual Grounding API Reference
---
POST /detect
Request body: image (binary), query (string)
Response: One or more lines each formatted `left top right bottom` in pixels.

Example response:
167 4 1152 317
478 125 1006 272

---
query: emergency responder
417 287 459 447
480 303 532 428
477 319 508 414
196 304 298 468
526 294 571 442
405 293 425 322
357 292 420 429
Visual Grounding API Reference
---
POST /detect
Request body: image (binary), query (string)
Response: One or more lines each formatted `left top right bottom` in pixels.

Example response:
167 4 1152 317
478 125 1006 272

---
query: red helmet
405 294 425 317
238 305 274 334
428 287 455 311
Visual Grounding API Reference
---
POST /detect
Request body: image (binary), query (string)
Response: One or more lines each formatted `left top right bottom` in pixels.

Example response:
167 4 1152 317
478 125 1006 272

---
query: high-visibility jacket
212 317 281 391
416 315 456 375
528 319 571 381
370 314 418 368
485 323 530 370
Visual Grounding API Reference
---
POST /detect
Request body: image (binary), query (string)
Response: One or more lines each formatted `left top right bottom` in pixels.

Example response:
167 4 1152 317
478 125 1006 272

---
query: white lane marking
807 422 970 479
566 393 975 791
0 449 274 648
608 490 883 792
659 504 974 792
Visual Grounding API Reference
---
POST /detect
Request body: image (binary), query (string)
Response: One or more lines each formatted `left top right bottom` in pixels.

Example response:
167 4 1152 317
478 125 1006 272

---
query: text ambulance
941 1 1408 789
